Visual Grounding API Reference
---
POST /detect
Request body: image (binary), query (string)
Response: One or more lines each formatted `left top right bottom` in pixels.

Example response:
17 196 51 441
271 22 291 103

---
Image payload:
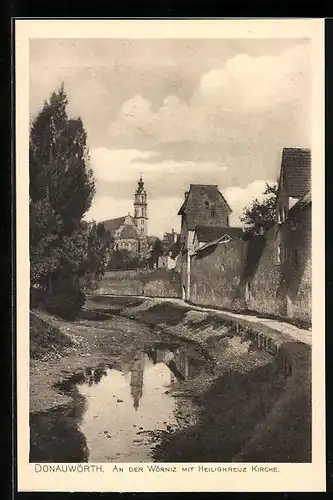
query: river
30 326 215 463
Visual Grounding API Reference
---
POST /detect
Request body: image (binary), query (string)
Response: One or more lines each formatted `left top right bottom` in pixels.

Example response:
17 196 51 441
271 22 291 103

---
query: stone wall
189 212 311 325
243 205 311 323
242 227 285 317
96 269 181 298
190 238 247 310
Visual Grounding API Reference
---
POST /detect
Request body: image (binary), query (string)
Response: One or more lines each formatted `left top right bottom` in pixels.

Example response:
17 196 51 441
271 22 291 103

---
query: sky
30 38 311 237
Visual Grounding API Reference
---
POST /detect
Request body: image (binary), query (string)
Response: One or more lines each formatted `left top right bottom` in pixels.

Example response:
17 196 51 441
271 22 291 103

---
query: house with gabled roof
177 184 232 299
277 147 311 225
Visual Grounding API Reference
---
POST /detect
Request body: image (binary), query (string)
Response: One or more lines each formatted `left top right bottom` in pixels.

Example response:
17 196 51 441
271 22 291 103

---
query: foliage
148 237 164 267
29 83 95 233
43 287 86 321
108 248 140 270
79 222 113 287
241 183 278 236
29 84 103 317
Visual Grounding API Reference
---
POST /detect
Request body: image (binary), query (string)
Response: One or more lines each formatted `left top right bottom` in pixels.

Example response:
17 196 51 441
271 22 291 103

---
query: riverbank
30 295 311 462
86 294 312 462
30 307 172 413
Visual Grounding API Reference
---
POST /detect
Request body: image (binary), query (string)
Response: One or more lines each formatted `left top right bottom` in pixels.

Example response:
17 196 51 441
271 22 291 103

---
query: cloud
90 147 159 184
89 146 228 200
30 39 310 237
195 44 309 113
108 43 310 148
225 180 275 226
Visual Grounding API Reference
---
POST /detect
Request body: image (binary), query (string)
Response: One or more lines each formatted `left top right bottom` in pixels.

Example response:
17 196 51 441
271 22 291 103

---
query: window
211 205 216 217
292 249 300 268
226 215 229 226
276 245 281 264
245 282 251 302
291 217 297 231
205 201 209 208
284 246 288 261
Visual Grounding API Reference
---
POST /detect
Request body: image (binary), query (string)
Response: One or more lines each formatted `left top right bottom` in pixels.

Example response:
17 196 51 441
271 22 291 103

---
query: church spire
134 175 148 238
136 174 145 194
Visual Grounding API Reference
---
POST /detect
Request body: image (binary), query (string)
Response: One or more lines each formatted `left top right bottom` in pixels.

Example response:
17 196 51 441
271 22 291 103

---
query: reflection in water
75 341 210 462
30 340 212 463
130 353 145 411
126 342 206 410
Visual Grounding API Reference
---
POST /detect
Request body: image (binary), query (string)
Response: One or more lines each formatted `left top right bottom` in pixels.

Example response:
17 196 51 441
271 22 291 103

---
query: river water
30 338 214 463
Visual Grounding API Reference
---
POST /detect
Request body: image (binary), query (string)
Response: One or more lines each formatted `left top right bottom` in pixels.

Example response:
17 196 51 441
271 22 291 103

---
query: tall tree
29 83 95 234
241 183 278 236
29 84 95 291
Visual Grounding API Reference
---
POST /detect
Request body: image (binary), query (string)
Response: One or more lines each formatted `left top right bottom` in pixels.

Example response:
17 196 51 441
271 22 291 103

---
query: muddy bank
86 295 312 462
30 308 213 462
30 296 311 463
30 308 175 413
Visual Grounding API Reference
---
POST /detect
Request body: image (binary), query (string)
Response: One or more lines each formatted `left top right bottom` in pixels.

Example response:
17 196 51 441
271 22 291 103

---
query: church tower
134 176 148 236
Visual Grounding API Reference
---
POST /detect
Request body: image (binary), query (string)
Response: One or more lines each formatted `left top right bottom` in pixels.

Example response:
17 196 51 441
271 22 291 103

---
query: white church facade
102 177 149 259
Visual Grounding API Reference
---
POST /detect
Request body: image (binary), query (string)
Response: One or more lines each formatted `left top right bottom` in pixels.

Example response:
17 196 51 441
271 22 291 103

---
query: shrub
44 288 86 320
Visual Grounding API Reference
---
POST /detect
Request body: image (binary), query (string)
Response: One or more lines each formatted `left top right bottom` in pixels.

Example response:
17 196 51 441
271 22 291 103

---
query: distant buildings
102 177 149 260
158 229 180 270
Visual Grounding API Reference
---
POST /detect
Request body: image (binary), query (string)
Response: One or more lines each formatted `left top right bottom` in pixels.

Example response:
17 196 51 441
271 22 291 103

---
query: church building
102 177 149 259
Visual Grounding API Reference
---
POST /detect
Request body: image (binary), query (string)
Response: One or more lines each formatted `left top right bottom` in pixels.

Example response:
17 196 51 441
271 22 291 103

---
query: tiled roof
102 216 125 236
178 184 231 230
164 238 181 259
281 148 311 198
119 224 139 239
194 225 244 243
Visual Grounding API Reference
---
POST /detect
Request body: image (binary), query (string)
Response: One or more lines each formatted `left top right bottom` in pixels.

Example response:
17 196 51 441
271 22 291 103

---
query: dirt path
90 294 312 345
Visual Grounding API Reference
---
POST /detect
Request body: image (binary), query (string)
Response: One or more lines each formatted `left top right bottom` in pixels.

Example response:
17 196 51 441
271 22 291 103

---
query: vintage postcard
16 19 325 492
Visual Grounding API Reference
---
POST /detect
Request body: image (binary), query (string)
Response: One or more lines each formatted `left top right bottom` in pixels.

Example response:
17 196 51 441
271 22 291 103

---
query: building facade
186 148 312 324
178 184 232 299
102 177 149 260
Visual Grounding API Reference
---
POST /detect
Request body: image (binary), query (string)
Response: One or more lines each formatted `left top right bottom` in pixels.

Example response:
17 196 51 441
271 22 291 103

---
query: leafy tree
79 222 113 285
148 238 164 267
108 249 139 270
29 199 62 287
29 83 95 234
241 182 278 236
29 83 95 303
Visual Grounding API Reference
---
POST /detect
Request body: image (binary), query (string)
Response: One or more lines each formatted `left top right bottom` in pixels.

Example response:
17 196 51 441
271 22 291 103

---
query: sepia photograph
16 19 325 492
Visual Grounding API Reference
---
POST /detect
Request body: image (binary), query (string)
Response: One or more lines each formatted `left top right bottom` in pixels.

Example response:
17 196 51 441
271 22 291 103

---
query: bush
44 288 86 320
